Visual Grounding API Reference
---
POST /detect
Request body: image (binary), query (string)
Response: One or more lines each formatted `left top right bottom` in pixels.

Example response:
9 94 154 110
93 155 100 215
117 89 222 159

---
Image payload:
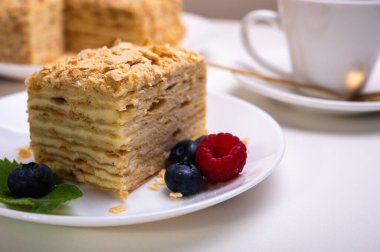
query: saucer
234 60 380 114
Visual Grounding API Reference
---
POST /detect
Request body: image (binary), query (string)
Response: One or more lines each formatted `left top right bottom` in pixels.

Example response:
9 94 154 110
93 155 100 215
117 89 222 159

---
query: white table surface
0 16 380 252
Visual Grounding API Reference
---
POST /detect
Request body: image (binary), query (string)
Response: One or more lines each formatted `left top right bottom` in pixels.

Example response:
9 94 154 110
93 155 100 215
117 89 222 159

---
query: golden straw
207 62 380 102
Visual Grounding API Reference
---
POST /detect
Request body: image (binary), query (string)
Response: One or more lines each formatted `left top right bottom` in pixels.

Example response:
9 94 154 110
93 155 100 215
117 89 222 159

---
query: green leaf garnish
0 159 83 214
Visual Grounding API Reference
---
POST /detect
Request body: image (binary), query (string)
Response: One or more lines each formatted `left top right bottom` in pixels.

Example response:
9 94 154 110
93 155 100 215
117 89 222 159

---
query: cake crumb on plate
155 169 166 185
242 137 250 146
119 190 129 201
17 145 32 160
109 204 127 214
149 183 159 190
156 177 165 185
169 192 183 199
158 169 166 178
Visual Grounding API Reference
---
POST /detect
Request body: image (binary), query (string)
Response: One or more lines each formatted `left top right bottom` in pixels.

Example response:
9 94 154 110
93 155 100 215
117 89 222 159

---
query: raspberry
196 133 247 182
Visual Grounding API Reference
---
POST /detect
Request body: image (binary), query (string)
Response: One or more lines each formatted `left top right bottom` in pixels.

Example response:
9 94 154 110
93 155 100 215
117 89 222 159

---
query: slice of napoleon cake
26 42 206 195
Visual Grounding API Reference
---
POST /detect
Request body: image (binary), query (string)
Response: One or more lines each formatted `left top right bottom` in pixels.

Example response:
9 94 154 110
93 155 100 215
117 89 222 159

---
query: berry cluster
165 133 247 196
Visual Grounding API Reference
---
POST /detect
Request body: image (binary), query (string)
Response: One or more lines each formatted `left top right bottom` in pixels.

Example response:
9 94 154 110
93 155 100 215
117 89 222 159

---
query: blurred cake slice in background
0 0 64 64
65 0 185 52
26 42 206 193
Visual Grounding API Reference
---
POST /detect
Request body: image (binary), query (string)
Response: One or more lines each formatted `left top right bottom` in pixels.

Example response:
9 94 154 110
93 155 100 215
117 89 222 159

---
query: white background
184 0 276 19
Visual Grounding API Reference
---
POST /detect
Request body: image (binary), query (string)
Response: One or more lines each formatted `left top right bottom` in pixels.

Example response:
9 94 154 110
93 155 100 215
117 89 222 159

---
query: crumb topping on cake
26 42 204 97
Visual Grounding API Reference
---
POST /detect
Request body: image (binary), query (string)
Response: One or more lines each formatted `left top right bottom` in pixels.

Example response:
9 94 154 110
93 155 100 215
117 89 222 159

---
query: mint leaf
0 184 83 213
0 159 20 194
0 159 83 213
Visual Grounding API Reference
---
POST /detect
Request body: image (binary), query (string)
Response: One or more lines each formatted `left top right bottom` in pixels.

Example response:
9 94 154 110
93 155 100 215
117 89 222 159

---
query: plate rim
0 91 285 227
234 72 380 113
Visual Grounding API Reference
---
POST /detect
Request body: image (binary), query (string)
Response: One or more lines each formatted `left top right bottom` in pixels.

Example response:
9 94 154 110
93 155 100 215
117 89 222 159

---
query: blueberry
165 163 203 196
7 162 54 198
169 140 198 164
195 135 207 145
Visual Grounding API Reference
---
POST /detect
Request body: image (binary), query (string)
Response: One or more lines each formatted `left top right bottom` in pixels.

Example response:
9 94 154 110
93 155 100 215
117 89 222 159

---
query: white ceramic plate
0 13 217 80
0 63 41 81
0 91 285 227
234 51 380 114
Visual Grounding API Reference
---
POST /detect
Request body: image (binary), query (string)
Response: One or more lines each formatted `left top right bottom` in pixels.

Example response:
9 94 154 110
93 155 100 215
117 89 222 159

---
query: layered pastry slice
26 42 206 193
0 0 64 64
65 0 185 52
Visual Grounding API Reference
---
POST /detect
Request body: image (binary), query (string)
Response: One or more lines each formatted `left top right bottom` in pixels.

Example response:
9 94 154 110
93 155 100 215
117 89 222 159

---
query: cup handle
242 10 291 78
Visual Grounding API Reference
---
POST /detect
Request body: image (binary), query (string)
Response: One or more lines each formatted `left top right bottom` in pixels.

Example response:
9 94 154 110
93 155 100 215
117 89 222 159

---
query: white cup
242 0 380 97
